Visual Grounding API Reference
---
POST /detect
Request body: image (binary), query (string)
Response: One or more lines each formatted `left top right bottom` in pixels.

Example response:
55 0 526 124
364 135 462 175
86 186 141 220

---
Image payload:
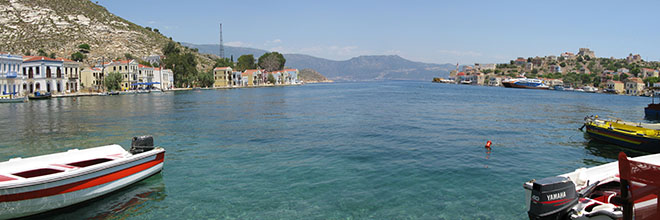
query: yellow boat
582 115 660 153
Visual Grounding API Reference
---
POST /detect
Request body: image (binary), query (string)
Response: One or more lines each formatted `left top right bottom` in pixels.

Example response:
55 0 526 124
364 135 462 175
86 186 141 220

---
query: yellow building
213 67 232 88
104 60 138 91
625 77 644 96
605 80 624 94
80 67 104 91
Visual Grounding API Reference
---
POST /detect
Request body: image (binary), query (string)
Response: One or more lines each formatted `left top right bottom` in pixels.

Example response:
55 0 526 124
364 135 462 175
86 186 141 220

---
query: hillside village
442 48 660 96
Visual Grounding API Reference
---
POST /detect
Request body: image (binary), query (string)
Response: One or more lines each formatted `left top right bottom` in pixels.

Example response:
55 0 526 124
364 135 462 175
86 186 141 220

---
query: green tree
644 77 660 85
48 52 56 59
214 57 234 68
104 72 123 91
124 53 134 60
162 41 180 56
138 60 152 67
559 62 566 67
145 27 152 31
71 52 85 62
78 44 90 54
236 54 256 71
197 70 215 88
258 52 286 72
267 73 276 84
631 67 641 77
620 74 629 81
37 49 47 57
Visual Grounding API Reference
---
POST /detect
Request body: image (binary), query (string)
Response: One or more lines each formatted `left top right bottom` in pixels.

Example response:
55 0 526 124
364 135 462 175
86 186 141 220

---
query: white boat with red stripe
0 136 165 219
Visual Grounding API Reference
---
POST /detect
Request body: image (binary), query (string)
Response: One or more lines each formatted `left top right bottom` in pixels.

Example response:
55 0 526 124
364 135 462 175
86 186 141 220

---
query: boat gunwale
0 148 165 190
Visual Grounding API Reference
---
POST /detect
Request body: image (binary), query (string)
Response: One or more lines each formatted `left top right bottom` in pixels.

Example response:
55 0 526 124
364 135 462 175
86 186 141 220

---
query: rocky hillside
299 68 332 83
0 0 215 69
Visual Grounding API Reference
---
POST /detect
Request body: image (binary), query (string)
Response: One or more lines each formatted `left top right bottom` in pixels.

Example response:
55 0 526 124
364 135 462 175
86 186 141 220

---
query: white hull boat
524 152 660 219
0 136 165 219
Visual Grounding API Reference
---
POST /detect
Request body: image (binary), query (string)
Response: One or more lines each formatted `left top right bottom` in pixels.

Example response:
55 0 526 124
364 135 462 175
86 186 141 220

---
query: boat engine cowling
528 176 578 220
130 135 155 154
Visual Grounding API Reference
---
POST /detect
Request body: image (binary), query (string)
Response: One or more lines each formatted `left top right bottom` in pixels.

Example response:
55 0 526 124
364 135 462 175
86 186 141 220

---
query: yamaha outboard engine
130 135 155 154
528 176 578 220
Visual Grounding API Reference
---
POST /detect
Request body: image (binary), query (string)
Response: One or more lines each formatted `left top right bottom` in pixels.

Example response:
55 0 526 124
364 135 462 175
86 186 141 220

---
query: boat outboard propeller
130 135 155 154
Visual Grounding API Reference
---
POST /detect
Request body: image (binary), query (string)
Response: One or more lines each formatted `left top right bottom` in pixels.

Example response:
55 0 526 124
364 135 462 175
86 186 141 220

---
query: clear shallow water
0 81 653 219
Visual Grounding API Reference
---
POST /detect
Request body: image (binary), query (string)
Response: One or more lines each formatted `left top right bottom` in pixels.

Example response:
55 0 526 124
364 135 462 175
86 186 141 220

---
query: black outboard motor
130 135 155 154
528 176 578 220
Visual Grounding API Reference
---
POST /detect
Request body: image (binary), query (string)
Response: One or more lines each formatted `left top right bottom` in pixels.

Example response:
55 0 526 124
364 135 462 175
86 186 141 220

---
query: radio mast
219 23 224 58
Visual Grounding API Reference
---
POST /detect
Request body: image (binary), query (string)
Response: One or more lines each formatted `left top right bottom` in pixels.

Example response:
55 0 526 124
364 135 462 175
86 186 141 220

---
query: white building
0 53 25 96
59 58 82 93
21 56 66 94
138 64 154 89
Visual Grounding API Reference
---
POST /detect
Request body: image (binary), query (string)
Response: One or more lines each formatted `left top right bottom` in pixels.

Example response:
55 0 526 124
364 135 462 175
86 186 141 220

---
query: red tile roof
457 72 466 76
214 67 231 70
56 58 74 62
23 56 60 62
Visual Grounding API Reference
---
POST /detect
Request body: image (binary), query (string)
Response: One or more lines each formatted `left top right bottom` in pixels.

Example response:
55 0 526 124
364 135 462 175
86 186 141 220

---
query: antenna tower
219 23 224 58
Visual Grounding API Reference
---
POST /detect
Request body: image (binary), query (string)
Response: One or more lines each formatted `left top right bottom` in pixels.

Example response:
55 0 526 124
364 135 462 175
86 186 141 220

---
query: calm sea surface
0 81 653 219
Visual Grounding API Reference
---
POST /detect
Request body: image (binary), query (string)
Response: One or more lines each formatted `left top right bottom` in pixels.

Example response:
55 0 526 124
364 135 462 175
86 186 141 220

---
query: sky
98 0 660 65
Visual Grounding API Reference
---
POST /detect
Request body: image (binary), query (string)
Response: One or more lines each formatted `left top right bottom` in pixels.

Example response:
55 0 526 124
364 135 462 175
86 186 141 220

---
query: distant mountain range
183 43 454 81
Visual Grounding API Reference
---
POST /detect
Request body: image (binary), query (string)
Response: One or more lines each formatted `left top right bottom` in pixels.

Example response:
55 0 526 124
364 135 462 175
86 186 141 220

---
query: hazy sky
98 0 660 64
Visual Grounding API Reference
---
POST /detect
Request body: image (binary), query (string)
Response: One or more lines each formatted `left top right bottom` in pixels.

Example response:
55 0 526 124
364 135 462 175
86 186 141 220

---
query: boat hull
645 104 660 120
502 81 549 89
0 150 164 219
585 124 660 153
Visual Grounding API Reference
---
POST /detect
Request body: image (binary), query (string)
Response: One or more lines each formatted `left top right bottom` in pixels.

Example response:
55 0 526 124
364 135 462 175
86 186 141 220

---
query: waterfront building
545 79 564 87
243 69 263 86
468 74 485 85
58 58 81 93
104 60 138 91
165 69 173 90
283 69 299 84
625 77 644 96
80 67 104 91
606 80 624 94
137 64 154 89
641 68 659 78
268 71 282 84
0 53 24 96
617 68 630 73
577 48 595 58
151 68 173 90
488 77 502 86
21 56 65 94
213 67 232 88
231 71 242 86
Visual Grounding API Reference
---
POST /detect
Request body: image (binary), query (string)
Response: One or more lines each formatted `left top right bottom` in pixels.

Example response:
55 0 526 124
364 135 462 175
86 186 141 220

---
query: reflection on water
25 174 166 220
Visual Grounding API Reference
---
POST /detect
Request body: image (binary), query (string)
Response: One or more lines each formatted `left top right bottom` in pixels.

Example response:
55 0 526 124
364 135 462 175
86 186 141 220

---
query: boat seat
614 152 660 220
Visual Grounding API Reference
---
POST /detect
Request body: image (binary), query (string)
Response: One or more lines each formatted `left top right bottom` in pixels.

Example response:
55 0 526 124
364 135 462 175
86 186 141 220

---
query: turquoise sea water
0 81 653 219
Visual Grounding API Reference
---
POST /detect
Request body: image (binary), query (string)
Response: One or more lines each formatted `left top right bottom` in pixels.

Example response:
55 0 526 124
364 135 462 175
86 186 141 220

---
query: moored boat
645 88 660 120
502 78 549 89
582 115 660 153
0 93 27 103
0 136 165 219
524 152 660 219
28 91 51 100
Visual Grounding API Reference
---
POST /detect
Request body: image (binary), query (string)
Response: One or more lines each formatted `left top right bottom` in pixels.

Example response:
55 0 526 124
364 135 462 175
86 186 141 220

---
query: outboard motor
130 135 155 154
528 176 578 220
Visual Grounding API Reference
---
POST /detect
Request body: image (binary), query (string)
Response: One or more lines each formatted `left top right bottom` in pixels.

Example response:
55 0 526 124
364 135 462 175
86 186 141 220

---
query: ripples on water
0 82 652 219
